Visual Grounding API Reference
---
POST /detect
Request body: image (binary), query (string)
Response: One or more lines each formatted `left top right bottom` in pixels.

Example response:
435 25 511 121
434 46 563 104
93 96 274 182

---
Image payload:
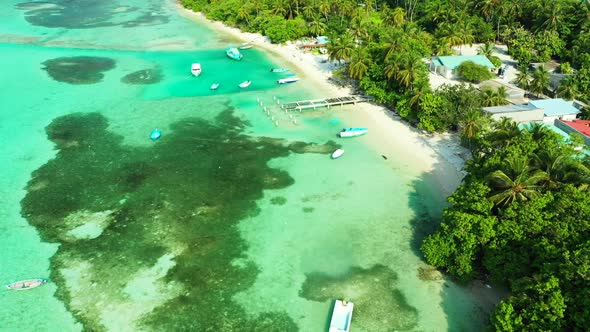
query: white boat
331 149 345 159
329 300 354 332
6 278 48 290
226 47 243 61
277 77 300 84
239 43 253 50
270 68 289 73
338 127 368 138
210 83 220 90
239 80 251 88
191 63 202 77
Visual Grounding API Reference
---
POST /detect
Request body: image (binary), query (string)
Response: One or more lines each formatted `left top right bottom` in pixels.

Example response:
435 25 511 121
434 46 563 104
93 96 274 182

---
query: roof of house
483 103 538 114
529 98 581 117
559 119 590 137
434 55 495 70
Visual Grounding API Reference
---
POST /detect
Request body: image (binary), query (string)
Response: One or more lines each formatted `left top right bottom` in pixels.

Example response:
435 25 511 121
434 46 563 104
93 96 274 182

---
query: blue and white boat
338 127 368 138
226 47 243 61
270 68 289 73
210 83 220 90
277 77 300 84
150 129 161 141
329 300 354 332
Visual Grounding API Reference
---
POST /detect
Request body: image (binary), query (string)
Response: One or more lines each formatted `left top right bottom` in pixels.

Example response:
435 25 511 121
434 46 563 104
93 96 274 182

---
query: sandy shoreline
177 6 467 196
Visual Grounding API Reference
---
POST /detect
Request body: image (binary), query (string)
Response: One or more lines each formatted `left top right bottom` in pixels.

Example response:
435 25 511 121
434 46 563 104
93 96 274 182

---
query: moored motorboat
331 149 345 159
226 47 243 61
338 127 368 138
329 300 354 332
270 68 289 73
239 80 251 88
239 43 253 50
6 278 48 290
150 128 161 141
277 77 300 84
191 63 202 77
210 83 220 90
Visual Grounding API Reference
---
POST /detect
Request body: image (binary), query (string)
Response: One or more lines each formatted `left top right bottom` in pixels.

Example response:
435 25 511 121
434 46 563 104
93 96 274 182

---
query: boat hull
239 81 251 88
338 128 368 138
6 278 48 290
277 77 300 84
210 83 219 90
331 149 345 159
150 129 161 141
329 300 354 332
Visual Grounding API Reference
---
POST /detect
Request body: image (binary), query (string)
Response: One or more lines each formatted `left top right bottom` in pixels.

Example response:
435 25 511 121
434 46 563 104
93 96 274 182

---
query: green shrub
456 61 494 83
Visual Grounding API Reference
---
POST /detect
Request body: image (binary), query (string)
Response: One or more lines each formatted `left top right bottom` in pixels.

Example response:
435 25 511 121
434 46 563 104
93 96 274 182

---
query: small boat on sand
210 83 220 90
226 47 243 61
6 278 48 290
329 300 354 332
191 63 202 77
331 149 345 159
239 43 253 50
239 80 252 88
150 128 161 141
338 127 368 138
277 77 300 84
270 68 289 73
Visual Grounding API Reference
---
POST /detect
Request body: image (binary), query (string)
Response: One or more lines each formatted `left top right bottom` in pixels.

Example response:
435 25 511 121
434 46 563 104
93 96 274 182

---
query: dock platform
281 95 372 111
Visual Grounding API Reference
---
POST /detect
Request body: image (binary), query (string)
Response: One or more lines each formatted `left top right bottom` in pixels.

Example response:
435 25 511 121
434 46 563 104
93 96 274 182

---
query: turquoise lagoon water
0 1 491 331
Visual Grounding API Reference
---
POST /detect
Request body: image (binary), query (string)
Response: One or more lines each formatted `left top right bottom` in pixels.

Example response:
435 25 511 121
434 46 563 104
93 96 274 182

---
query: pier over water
280 95 373 111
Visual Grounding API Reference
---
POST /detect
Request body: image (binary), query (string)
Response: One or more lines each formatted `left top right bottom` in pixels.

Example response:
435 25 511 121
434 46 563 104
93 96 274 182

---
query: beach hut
430 55 495 79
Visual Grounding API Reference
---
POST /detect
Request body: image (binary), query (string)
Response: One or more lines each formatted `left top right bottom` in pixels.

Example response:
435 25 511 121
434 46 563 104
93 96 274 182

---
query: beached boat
338 127 368 138
191 63 202 77
210 83 220 90
150 128 161 141
239 43 253 50
331 149 345 159
239 80 251 88
329 300 354 332
226 47 243 61
277 77 300 84
270 68 289 73
6 278 48 290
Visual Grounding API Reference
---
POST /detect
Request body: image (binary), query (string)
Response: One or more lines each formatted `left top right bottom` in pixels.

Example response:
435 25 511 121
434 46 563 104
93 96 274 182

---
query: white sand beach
178 6 468 196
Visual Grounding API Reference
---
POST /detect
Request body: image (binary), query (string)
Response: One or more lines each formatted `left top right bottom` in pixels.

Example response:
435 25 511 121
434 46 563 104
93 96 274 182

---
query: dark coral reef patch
300 265 419 331
42 56 115 84
21 109 339 330
121 68 163 85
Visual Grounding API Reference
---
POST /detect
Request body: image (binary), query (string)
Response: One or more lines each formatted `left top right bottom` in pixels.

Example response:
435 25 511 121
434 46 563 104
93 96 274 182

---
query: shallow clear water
0 1 490 331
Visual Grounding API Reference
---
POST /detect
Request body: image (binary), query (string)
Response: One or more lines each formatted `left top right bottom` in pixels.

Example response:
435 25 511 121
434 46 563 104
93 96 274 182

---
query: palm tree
530 65 550 98
538 2 563 32
514 67 531 95
477 42 495 58
327 32 355 63
396 55 425 90
532 146 580 186
308 15 327 36
348 47 370 80
481 87 508 106
389 7 406 28
237 6 252 25
490 117 521 147
383 54 399 80
487 156 549 206
526 122 552 141
556 77 579 101
460 108 487 147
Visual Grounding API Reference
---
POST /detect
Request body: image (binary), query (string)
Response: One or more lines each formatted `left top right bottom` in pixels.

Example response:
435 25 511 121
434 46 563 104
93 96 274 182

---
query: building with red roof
555 119 590 145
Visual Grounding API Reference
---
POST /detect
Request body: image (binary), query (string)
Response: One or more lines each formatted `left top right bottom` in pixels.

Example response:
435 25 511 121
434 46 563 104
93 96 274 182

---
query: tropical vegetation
180 0 590 329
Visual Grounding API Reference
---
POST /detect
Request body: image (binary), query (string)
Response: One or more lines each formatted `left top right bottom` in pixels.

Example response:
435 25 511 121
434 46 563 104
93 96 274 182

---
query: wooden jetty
281 95 372 111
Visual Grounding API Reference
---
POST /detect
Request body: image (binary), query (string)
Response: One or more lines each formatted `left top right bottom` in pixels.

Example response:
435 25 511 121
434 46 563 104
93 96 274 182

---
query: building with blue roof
529 98 581 123
430 55 495 79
